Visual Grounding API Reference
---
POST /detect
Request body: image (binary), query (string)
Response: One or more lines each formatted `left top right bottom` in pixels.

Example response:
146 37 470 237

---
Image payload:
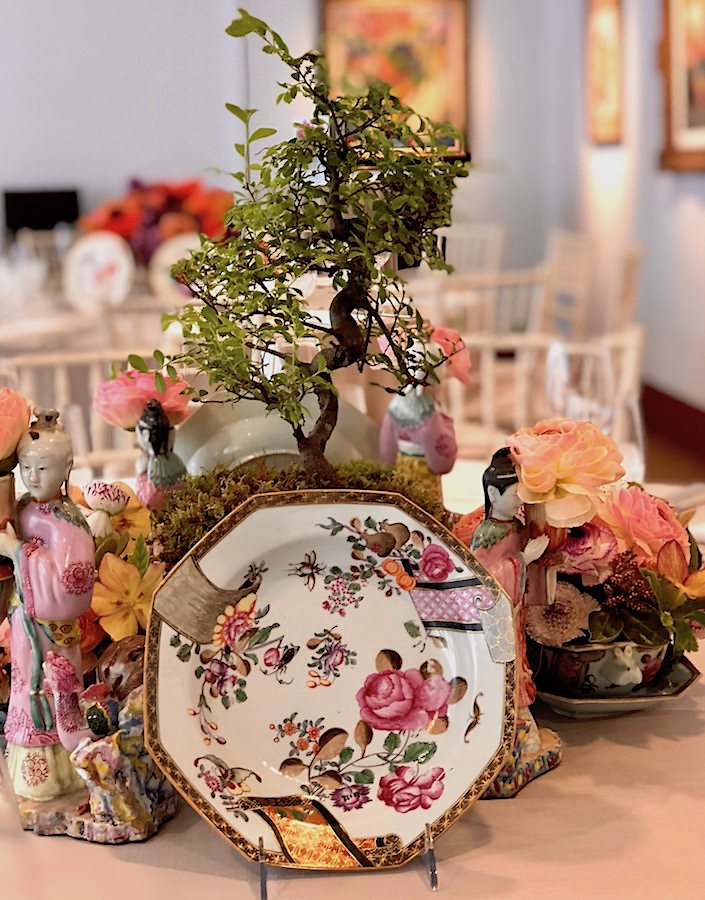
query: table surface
3 643 704 900
3 464 705 899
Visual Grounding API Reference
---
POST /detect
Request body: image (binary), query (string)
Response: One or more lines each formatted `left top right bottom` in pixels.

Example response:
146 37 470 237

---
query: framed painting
586 0 623 144
321 0 469 155
661 0 705 170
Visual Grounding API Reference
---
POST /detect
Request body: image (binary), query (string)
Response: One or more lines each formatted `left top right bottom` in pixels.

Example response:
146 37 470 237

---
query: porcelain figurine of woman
0 409 95 801
470 448 549 754
135 398 186 511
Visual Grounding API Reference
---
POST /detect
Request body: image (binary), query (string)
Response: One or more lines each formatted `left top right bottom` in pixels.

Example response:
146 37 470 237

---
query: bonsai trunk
293 275 370 476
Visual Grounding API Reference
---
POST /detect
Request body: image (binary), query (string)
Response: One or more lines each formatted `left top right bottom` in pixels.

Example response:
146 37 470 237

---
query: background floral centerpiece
79 178 232 264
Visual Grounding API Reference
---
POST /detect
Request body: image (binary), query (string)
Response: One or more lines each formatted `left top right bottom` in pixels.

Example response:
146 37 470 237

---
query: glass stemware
544 339 645 482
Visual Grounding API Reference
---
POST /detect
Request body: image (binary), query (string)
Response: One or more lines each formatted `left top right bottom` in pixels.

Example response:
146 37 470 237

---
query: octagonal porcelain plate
145 490 516 870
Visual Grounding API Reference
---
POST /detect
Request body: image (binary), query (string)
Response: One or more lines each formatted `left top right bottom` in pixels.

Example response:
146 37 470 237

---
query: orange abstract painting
322 0 468 152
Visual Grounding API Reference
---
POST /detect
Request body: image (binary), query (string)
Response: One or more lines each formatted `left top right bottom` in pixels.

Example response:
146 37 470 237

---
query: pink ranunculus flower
377 765 445 812
430 326 472 385
594 483 690 569
510 417 625 528
557 520 618 584
0 387 31 472
93 369 191 430
356 668 451 732
418 543 455 582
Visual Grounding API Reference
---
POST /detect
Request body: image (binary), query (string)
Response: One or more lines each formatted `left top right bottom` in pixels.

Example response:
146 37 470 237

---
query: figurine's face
19 444 70 501
488 483 520 520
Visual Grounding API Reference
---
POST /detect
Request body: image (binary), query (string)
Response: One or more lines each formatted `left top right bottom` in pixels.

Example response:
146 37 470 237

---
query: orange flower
397 573 417 591
0 387 31 471
656 540 705 599
78 609 106 653
452 506 484 547
382 559 403 577
510 418 624 528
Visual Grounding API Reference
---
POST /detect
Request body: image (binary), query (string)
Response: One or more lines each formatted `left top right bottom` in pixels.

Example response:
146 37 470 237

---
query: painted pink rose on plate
418 544 455 582
356 668 451 732
377 764 445 812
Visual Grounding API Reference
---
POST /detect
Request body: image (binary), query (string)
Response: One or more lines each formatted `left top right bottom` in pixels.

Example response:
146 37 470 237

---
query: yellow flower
91 553 164 640
109 481 151 546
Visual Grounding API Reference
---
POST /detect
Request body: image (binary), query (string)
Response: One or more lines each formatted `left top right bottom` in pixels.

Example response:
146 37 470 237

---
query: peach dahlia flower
510 418 624 528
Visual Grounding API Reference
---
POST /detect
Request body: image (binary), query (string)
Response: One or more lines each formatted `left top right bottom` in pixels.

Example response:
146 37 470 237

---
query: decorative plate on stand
145 490 517 870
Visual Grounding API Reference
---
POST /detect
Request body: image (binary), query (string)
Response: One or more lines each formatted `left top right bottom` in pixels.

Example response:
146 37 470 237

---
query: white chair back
436 223 504 274
0 349 158 479
543 229 594 339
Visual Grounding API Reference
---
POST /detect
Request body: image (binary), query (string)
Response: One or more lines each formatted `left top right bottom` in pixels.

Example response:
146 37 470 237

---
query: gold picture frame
320 0 469 155
661 0 705 170
586 0 623 144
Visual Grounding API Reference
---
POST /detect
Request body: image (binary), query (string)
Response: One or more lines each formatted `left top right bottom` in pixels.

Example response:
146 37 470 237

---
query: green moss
152 460 454 571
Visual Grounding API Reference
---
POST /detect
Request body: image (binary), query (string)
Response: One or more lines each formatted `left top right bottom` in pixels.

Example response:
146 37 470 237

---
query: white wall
576 0 705 408
0 0 245 218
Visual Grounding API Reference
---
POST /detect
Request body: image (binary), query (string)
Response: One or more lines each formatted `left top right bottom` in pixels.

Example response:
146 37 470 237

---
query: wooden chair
543 229 594 339
436 222 504 274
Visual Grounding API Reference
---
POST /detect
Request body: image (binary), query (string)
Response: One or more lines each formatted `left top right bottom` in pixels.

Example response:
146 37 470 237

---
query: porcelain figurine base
482 721 562 799
17 789 178 843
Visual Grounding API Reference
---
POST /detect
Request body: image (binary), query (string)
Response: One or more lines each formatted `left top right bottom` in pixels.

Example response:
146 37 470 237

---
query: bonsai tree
161 9 468 474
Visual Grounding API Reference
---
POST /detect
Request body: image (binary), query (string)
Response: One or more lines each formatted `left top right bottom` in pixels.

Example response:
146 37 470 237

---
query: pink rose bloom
93 369 191 430
356 669 451 732
557 520 618 583
377 765 445 813
594 484 690 568
418 544 455 582
430 326 472 385
0 387 31 468
510 418 625 528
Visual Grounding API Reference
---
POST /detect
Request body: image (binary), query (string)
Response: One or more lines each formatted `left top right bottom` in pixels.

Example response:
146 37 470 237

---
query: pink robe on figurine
6 496 95 759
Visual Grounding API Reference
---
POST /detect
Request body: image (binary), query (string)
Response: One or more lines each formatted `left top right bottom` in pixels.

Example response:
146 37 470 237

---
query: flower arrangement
79 178 233 264
453 417 705 685
525 480 705 659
